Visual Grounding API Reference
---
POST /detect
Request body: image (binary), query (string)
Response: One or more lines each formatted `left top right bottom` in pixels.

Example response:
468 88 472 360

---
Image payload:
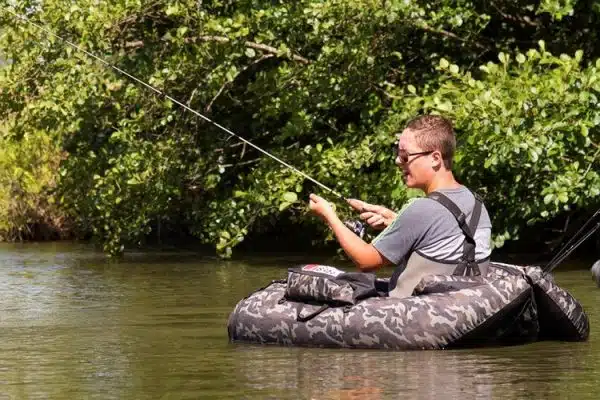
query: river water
0 242 598 399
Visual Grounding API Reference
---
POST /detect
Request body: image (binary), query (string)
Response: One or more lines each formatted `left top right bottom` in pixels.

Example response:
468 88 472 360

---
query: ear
430 150 444 169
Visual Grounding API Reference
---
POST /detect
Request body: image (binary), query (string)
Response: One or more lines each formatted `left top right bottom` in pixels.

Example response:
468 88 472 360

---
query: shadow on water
0 242 598 399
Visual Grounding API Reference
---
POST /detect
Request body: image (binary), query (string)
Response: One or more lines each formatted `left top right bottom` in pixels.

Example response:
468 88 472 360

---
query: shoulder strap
427 191 477 241
468 194 482 241
389 191 485 292
427 191 483 276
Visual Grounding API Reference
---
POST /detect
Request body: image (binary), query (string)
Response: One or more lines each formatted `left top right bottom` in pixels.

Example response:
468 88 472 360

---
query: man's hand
309 193 337 222
346 199 397 230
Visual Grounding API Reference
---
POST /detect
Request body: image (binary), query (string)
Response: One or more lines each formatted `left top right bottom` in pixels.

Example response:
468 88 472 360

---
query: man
309 114 492 298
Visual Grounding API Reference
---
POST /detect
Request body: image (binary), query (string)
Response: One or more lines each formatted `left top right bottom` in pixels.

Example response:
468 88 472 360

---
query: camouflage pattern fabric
229 272 532 349
489 262 589 341
227 262 589 349
286 270 354 304
285 267 376 305
413 275 484 295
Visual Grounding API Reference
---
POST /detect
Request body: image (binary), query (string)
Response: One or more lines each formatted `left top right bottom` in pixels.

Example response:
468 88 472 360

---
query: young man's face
395 129 436 189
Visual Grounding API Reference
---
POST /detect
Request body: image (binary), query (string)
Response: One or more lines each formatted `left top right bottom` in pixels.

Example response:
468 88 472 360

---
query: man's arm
328 213 392 271
309 194 392 271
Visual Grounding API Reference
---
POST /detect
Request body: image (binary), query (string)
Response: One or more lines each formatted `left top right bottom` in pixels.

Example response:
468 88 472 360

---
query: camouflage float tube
227 263 589 350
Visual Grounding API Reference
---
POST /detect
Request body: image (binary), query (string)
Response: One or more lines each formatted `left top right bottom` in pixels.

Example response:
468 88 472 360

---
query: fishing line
544 208 600 273
1 6 345 200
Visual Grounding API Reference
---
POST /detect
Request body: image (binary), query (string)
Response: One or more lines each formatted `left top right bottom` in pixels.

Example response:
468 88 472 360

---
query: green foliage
0 123 67 240
0 0 598 256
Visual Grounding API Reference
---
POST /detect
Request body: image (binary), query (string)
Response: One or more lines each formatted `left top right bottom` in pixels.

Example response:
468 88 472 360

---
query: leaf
166 5 179 15
558 192 568 203
279 201 291 211
498 52 508 64
529 149 539 163
538 40 546 51
177 27 189 37
282 192 298 203
439 58 449 69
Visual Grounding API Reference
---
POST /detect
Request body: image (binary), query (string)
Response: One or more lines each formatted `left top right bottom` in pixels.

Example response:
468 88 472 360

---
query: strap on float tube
544 208 600 273
0 6 345 202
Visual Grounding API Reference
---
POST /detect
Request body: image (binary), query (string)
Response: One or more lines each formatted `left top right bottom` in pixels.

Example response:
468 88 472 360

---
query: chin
404 178 423 190
403 176 416 188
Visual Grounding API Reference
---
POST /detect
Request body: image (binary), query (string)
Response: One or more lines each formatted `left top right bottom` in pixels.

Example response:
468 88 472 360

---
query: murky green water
0 242 598 399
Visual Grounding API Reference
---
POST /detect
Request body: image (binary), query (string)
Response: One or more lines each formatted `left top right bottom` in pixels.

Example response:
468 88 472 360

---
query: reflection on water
0 242 598 399
231 341 596 400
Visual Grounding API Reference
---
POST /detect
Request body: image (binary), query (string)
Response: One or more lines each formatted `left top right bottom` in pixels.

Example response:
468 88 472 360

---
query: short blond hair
405 115 455 170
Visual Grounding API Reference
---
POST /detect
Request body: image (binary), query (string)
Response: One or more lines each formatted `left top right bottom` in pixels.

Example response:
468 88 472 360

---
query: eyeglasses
392 141 434 164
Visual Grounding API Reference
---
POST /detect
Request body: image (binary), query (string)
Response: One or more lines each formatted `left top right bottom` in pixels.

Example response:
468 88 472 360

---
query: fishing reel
344 220 367 239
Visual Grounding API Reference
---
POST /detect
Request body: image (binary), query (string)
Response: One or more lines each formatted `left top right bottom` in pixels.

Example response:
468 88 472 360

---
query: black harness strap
427 191 483 276
296 303 330 322
389 191 485 292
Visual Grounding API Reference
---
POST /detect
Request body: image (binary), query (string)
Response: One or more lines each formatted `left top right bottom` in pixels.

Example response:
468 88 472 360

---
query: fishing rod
0 6 345 200
544 208 600 273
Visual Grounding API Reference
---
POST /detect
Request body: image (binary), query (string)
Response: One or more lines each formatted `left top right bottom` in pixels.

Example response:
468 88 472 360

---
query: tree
0 0 598 256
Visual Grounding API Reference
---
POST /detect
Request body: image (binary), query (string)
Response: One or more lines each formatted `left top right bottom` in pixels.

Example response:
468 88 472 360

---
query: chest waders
388 191 491 298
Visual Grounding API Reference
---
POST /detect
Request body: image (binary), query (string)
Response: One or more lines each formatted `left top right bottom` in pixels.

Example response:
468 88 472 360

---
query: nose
395 153 406 166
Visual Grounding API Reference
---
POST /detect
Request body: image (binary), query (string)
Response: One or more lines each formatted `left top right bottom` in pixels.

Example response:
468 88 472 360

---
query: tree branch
221 158 261 168
204 54 274 113
415 22 488 50
582 147 600 182
490 3 539 27
190 35 311 65
371 84 403 100
124 40 144 49
187 88 198 108
124 36 312 64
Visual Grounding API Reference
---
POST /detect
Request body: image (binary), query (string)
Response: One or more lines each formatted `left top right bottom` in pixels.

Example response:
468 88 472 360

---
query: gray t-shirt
372 186 492 265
